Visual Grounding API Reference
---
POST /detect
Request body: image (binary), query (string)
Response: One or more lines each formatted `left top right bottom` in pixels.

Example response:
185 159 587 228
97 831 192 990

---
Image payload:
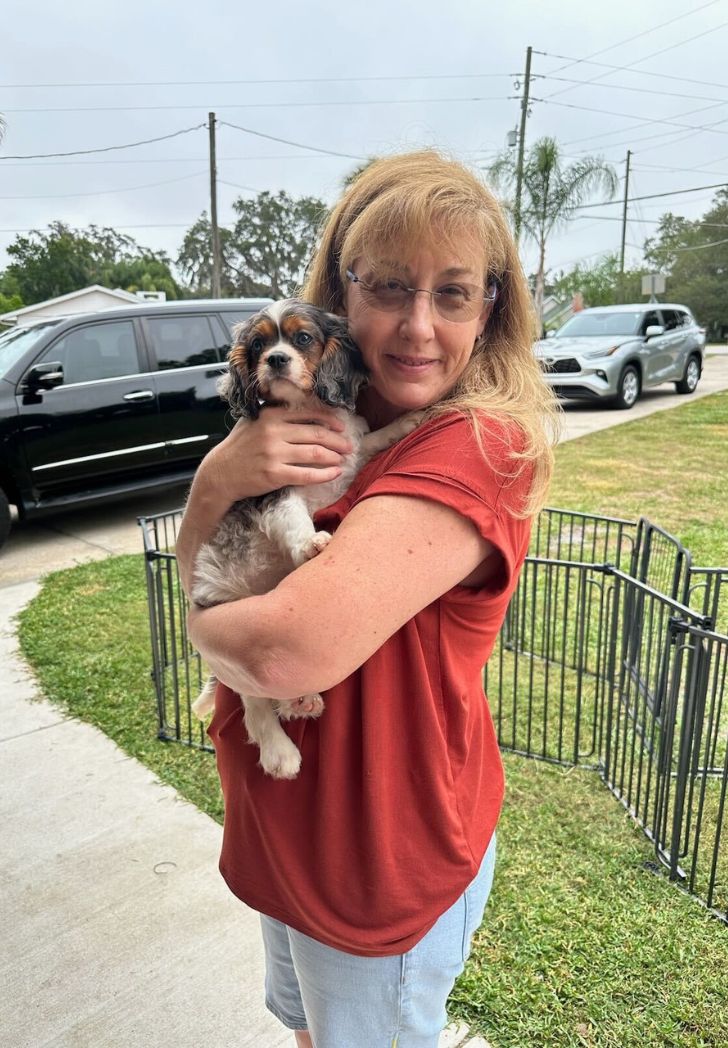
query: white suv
534 303 706 409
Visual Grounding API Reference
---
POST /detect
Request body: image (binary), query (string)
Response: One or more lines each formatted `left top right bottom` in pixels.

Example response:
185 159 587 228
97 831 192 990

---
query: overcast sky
2 0 728 287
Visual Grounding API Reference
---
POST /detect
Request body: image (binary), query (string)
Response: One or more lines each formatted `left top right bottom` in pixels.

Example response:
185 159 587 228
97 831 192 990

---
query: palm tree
489 137 618 325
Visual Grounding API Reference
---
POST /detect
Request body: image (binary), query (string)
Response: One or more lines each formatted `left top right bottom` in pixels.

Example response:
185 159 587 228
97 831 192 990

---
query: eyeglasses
345 269 497 323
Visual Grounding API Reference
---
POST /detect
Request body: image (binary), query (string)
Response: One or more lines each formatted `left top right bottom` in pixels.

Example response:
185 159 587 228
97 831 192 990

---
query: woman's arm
175 404 354 595
187 493 498 699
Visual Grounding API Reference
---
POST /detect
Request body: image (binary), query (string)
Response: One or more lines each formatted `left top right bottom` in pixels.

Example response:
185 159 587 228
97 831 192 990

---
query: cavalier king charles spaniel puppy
190 300 420 779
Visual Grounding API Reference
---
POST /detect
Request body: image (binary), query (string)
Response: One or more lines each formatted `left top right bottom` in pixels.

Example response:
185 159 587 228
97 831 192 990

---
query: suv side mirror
546 330 556 339
644 325 664 338
24 361 64 391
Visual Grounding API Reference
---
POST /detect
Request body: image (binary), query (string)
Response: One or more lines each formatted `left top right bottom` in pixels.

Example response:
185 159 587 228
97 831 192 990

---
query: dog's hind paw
277 694 325 720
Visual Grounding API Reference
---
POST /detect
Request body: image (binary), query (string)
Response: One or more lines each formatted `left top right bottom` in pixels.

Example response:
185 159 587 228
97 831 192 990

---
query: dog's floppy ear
218 317 261 419
313 313 369 411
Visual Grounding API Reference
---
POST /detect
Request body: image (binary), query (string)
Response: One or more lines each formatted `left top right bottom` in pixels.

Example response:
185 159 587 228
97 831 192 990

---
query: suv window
220 310 256 336
145 315 224 370
39 320 140 384
639 311 662 335
661 310 681 332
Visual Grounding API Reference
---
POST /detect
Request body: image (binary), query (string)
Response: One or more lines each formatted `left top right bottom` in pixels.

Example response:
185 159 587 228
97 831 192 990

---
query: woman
177 150 558 1048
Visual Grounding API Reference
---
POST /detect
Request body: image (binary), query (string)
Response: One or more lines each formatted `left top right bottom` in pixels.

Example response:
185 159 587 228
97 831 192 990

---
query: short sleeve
334 413 533 602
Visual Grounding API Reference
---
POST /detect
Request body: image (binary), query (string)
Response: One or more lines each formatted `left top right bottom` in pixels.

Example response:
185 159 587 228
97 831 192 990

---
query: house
0 285 166 328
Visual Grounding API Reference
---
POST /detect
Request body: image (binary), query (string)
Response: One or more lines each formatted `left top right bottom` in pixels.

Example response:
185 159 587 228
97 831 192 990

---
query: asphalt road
1 350 726 589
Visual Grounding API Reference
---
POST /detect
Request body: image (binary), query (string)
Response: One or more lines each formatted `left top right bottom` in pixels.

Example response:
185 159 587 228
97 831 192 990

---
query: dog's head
219 300 369 419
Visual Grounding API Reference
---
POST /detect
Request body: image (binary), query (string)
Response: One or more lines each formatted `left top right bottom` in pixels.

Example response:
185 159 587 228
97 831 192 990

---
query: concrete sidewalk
0 581 488 1047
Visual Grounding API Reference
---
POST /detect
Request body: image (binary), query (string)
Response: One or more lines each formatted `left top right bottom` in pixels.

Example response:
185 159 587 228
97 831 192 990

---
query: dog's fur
190 300 419 779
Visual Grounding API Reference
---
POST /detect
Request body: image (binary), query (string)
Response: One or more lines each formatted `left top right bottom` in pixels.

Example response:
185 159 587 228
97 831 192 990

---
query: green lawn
16 390 728 1048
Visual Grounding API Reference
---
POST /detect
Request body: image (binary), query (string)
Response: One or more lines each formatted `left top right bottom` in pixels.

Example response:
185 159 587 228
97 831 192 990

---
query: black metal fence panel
139 505 728 924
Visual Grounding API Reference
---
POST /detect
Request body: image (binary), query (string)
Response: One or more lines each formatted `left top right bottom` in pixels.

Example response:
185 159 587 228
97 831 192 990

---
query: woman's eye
295 332 313 347
439 285 468 301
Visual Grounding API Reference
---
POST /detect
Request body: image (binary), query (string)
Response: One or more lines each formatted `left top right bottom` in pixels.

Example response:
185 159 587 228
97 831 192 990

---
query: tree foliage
489 137 618 322
177 191 327 299
2 222 182 305
643 189 728 338
551 252 647 309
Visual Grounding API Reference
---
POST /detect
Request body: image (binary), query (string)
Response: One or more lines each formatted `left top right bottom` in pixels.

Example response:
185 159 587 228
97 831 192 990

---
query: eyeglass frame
344 269 498 324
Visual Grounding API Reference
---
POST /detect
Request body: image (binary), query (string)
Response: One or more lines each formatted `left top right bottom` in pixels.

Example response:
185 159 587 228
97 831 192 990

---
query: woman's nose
399 289 436 339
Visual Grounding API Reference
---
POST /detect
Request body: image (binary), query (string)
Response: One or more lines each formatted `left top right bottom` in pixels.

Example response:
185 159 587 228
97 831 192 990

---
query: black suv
0 298 270 549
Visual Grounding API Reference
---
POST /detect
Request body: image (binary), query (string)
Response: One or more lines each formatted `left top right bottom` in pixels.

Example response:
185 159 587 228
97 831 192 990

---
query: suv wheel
613 365 640 409
0 489 11 550
675 354 701 394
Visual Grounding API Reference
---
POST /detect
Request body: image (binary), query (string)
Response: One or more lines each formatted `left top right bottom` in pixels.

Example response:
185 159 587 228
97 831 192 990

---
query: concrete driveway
1 349 727 589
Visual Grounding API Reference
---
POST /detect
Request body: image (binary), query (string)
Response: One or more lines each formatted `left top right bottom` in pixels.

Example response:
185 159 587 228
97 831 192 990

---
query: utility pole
208 112 222 298
514 45 533 247
619 149 632 303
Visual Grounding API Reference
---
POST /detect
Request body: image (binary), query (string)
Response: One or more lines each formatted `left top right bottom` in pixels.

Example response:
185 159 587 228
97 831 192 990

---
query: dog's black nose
266 353 290 372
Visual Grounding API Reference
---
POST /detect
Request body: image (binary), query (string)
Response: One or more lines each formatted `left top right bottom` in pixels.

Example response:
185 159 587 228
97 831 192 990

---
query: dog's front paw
292 530 332 566
259 734 302 779
277 694 325 720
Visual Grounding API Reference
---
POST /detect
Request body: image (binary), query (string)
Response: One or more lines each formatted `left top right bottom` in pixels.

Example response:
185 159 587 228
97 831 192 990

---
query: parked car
534 303 706 409
0 297 271 550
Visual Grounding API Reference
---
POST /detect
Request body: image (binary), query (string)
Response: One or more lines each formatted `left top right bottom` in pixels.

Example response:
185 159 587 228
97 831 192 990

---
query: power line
536 97 728 139
0 154 357 168
538 48 728 94
0 171 208 201
563 97 728 149
575 180 728 210
536 0 721 78
218 120 365 160
0 72 515 89
3 94 514 116
532 74 728 105
0 124 206 161
539 10 728 102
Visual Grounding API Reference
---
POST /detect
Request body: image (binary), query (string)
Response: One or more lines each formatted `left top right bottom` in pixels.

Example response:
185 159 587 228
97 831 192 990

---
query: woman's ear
314 313 369 410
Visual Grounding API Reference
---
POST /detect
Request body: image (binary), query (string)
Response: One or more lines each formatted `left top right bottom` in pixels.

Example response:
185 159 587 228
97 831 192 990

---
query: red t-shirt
208 413 533 956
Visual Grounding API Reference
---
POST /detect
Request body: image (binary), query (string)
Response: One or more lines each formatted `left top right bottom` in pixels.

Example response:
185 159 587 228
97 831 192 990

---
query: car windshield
0 321 61 379
556 312 642 338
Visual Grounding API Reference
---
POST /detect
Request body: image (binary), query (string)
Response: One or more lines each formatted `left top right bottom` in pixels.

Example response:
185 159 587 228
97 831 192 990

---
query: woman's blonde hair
301 149 560 516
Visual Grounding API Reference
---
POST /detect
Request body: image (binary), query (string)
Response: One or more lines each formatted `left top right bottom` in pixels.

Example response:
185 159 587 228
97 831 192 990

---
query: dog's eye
294 332 314 348
250 336 263 354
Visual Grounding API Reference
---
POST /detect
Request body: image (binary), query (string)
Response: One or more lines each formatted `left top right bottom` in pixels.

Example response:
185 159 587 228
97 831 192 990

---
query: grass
548 389 728 567
16 390 728 1048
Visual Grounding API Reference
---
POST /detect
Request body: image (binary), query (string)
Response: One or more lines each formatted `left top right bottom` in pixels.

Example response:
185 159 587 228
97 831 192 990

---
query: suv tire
675 354 701 394
0 489 11 550
613 365 640 410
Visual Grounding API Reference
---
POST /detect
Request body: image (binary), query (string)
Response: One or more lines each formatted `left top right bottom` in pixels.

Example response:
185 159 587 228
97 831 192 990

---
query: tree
489 137 618 324
551 252 647 310
643 191 728 337
2 222 182 304
176 191 327 299
176 213 242 297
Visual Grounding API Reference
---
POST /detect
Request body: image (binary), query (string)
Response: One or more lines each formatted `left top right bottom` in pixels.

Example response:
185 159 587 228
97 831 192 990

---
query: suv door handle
123 390 155 402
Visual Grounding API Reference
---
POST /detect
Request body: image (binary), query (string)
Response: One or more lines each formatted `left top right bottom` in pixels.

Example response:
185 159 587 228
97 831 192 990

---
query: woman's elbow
255 641 351 700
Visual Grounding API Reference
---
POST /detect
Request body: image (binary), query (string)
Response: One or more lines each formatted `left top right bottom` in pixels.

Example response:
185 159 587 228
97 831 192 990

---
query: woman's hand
203 403 354 505
176 402 353 596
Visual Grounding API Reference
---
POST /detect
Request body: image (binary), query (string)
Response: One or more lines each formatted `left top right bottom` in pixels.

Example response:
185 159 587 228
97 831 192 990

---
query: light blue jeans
260 834 496 1048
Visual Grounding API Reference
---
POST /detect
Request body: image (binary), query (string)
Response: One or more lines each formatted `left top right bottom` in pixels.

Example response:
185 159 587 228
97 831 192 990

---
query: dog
190 299 420 779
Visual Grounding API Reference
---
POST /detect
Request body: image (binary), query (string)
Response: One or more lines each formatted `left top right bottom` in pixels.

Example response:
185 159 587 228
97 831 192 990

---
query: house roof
0 284 139 323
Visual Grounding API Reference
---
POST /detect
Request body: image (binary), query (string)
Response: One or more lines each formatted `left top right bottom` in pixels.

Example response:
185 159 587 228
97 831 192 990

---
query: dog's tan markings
227 342 249 376
280 314 324 389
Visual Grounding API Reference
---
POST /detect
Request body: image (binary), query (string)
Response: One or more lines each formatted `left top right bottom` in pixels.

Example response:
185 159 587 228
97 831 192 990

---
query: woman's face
343 243 492 426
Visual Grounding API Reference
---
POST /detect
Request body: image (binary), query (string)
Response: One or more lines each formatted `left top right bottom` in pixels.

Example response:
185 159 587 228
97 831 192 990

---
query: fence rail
139 506 728 925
